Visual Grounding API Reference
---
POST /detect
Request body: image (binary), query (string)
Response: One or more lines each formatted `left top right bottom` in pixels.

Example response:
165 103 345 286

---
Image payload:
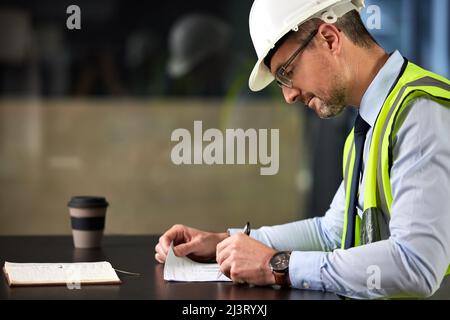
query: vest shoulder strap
376 63 450 214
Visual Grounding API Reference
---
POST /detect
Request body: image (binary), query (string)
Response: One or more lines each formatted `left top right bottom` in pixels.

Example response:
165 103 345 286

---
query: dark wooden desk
0 236 448 300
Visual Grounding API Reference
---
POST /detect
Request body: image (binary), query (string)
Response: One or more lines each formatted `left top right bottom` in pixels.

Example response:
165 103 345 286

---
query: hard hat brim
168 58 190 78
249 57 274 92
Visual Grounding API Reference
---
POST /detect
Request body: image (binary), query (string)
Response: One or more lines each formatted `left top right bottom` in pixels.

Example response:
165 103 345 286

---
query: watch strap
273 270 290 287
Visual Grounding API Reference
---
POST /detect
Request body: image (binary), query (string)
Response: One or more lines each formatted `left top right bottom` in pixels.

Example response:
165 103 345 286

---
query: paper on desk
163 243 231 282
3 261 121 286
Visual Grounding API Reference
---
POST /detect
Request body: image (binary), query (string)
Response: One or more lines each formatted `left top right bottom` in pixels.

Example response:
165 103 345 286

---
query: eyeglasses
275 29 319 88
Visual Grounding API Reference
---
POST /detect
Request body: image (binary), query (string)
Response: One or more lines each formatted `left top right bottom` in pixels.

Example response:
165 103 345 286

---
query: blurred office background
0 0 449 235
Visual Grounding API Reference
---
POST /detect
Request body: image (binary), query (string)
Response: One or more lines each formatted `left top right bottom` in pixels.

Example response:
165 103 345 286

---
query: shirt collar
359 50 405 127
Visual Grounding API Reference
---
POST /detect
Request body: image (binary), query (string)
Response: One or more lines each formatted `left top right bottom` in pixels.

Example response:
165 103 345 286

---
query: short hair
264 10 378 68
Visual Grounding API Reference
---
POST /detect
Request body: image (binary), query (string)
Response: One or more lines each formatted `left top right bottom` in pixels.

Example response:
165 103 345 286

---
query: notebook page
4 261 121 285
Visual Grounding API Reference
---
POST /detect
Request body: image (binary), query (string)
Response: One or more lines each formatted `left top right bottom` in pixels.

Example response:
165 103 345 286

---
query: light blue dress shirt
229 51 450 299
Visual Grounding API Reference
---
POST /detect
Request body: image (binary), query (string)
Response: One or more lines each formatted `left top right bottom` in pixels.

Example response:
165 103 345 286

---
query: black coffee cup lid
68 196 109 208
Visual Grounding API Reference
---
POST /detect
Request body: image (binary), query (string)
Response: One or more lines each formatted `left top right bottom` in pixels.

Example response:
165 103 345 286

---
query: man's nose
282 86 301 104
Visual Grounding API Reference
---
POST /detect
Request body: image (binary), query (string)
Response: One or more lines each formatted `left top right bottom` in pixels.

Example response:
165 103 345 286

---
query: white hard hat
248 0 365 91
168 14 231 78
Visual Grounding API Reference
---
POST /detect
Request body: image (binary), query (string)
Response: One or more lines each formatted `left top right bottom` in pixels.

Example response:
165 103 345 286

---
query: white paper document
163 243 231 282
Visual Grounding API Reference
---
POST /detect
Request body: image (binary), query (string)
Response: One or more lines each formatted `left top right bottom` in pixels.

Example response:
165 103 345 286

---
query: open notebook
3 261 121 287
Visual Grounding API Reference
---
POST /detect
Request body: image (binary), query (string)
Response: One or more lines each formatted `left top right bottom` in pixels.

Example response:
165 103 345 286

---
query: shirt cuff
227 228 269 245
227 228 241 236
289 251 327 291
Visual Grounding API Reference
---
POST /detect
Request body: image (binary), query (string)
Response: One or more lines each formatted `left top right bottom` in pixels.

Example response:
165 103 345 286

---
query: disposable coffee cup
68 196 109 249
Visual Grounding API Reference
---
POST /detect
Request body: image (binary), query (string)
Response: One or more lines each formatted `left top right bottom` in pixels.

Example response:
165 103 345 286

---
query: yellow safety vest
341 58 450 276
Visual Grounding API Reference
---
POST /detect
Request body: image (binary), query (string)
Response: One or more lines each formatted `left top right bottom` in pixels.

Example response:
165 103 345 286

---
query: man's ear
317 24 342 55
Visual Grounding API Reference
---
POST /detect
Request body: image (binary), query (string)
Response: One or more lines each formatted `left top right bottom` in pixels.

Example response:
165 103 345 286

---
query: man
155 0 450 299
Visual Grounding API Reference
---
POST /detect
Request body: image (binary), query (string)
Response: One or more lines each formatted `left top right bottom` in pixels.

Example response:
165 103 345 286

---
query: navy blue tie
344 114 371 249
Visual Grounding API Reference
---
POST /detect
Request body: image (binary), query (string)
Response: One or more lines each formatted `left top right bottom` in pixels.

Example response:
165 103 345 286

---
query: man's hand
216 233 277 286
155 224 228 263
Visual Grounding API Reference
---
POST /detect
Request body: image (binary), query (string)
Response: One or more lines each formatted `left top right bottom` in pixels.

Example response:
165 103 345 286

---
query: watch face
270 252 290 272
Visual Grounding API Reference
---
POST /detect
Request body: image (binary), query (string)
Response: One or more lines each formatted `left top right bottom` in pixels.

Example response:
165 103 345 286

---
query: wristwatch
269 251 291 287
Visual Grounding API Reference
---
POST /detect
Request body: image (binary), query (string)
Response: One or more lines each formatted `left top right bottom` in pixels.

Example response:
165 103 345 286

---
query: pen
217 222 251 280
243 221 251 236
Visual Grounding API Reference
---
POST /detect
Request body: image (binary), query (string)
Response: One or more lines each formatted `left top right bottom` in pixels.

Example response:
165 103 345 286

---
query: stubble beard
315 77 348 119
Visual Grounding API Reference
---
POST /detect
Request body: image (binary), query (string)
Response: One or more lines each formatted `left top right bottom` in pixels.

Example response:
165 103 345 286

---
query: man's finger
159 225 184 252
155 244 167 261
216 235 233 256
173 241 196 257
155 253 165 264
155 243 166 255
216 242 232 266
155 243 163 255
218 256 232 279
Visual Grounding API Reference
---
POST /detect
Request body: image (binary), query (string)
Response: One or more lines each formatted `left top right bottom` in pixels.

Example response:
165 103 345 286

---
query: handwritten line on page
163 242 231 282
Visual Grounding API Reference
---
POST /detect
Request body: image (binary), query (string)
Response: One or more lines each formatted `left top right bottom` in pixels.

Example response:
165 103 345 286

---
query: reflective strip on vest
377 77 450 215
341 59 450 276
